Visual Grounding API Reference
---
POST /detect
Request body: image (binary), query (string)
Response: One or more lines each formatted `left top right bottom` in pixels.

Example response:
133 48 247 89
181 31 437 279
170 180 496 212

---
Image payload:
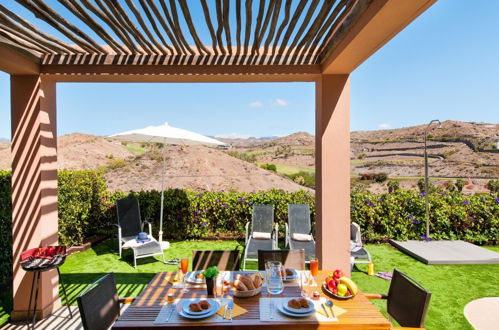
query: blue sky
0 0 498 139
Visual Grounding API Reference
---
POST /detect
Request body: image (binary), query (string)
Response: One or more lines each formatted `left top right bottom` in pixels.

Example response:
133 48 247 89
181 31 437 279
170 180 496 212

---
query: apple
332 287 338 295
327 279 337 291
333 269 344 279
337 283 348 296
346 290 351 296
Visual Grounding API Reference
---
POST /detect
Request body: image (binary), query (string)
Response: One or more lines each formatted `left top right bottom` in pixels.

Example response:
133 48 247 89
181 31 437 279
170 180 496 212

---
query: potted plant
202 266 219 296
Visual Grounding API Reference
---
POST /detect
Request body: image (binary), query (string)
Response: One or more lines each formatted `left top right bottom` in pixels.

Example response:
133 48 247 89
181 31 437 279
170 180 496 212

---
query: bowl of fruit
322 269 358 300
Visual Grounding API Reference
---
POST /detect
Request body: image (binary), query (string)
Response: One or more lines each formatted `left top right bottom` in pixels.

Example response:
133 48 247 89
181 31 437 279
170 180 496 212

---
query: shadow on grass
61 272 157 305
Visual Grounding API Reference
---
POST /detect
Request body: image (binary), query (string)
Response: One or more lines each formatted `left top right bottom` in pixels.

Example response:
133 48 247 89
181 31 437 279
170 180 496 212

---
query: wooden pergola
0 0 436 320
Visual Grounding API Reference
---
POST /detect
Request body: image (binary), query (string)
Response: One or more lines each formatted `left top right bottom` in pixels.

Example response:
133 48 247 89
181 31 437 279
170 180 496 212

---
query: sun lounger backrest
252 205 274 234
288 204 311 235
351 222 362 244
117 198 142 237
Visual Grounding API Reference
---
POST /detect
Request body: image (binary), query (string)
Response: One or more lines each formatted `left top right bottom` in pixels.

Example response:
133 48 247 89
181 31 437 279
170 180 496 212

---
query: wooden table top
112 271 390 329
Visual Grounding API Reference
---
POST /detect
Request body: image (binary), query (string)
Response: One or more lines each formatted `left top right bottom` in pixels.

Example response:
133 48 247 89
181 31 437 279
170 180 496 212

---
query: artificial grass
1 241 498 329
352 245 499 330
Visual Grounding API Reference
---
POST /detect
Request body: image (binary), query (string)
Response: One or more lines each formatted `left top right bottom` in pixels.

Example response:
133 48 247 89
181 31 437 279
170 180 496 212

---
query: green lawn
273 164 315 175
1 241 498 329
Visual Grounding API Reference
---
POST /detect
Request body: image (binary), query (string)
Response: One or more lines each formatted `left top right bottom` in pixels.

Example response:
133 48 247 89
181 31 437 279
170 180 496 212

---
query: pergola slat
60 0 127 55
18 0 103 53
0 0 373 66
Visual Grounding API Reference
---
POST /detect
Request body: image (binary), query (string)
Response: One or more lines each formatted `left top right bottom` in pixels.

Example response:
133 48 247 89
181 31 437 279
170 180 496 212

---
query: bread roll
299 298 309 308
199 300 210 310
190 303 202 312
252 274 262 288
234 279 248 291
287 299 301 309
240 275 255 290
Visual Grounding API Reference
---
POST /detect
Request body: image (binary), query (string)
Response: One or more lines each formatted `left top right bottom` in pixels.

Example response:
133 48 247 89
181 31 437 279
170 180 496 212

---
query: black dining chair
257 249 305 270
77 273 135 330
366 268 431 329
192 249 241 271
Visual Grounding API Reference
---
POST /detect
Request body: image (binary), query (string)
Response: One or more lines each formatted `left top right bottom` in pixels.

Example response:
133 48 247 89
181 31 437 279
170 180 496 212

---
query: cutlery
227 300 234 321
326 300 336 318
166 303 177 322
270 300 274 319
223 303 228 320
321 303 330 318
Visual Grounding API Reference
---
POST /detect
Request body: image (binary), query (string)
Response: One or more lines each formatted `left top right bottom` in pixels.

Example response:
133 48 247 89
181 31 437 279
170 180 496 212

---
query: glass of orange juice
309 258 319 287
180 257 189 292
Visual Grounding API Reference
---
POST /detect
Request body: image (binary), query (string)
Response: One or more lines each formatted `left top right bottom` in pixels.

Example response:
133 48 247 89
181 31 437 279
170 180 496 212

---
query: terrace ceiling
0 0 369 67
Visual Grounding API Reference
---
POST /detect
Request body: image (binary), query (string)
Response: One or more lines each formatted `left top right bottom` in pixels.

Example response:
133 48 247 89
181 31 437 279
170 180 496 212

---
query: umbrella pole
159 144 166 242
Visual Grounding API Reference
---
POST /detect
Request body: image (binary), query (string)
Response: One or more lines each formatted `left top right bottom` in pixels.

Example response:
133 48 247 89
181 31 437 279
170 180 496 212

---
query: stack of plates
178 298 220 319
185 271 206 284
283 268 299 282
277 298 316 317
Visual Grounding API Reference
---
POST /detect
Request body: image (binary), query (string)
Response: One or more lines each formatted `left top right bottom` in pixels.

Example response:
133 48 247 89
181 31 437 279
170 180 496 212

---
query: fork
227 300 234 321
166 303 177 322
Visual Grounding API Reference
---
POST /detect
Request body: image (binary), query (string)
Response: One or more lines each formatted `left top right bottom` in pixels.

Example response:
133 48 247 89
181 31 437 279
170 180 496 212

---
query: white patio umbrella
110 122 224 242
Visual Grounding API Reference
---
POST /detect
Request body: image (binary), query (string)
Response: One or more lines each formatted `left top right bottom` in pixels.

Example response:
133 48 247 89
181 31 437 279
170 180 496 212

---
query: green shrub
106 158 126 170
387 180 400 193
260 163 277 172
487 179 499 193
446 182 456 192
455 178 465 192
285 171 315 189
360 173 388 183
227 151 256 163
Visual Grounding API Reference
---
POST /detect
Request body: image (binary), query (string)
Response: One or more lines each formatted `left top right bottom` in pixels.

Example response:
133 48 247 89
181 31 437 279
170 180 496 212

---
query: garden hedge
0 170 497 286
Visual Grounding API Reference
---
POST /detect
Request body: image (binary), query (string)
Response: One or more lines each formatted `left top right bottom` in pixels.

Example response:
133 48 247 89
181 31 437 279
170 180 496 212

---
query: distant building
217 145 232 149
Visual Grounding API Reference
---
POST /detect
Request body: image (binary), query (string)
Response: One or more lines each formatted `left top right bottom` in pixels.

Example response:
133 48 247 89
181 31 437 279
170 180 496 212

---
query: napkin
168 272 182 284
315 301 346 318
216 302 248 319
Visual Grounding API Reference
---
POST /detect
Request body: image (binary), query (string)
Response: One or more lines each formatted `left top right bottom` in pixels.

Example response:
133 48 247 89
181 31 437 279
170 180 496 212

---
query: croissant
252 274 262 288
240 275 255 290
234 279 248 291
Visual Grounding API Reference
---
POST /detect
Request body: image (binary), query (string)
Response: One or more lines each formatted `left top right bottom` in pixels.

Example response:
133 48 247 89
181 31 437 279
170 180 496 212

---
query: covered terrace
0 0 436 321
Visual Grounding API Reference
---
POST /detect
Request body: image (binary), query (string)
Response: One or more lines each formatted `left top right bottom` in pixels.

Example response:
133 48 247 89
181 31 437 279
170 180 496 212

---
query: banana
338 276 358 295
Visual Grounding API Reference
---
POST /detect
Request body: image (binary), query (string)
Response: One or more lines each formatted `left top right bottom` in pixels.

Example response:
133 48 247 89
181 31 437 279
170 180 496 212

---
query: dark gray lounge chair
116 198 165 267
366 269 431 328
242 205 278 270
257 249 305 270
285 204 316 262
192 249 241 271
350 222 372 267
77 273 136 330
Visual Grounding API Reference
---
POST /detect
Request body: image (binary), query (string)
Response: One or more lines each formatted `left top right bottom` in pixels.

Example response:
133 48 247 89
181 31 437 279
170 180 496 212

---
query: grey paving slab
389 240 499 265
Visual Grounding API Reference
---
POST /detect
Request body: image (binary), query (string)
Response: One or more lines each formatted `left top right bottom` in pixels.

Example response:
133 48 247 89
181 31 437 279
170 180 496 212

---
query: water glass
265 261 284 295
300 271 311 298
213 274 224 302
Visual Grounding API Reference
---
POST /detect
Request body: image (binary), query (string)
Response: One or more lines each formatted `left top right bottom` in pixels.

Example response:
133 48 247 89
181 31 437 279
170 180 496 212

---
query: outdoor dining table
112 270 391 329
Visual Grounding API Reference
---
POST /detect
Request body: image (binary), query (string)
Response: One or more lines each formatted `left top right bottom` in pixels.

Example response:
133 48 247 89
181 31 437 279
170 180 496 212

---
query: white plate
277 300 316 318
179 299 220 319
185 271 206 284
283 268 299 282
283 298 315 314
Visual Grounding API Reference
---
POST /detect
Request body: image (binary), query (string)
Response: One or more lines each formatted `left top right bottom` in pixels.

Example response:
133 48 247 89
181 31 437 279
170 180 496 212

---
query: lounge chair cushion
253 232 271 240
292 233 313 241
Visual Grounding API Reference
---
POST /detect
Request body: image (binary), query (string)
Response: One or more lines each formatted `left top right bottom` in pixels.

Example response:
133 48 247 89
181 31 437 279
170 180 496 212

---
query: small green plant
227 151 257 163
443 149 458 159
487 179 499 193
455 178 465 192
106 158 126 170
260 163 277 172
446 182 456 192
357 153 366 160
202 266 219 279
387 180 400 193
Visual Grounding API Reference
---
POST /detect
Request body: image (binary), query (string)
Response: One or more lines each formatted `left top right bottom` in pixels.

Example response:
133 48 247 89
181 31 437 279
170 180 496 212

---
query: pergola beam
321 0 437 74
0 44 39 75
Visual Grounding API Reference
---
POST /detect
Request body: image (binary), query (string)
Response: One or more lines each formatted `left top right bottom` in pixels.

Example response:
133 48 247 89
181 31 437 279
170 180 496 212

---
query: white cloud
378 123 392 129
275 98 288 106
249 101 263 108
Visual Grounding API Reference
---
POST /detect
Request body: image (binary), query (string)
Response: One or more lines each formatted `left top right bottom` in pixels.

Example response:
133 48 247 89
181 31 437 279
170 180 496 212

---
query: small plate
277 300 316 318
179 299 219 319
283 268 299 282
185 271 205 284
283 298 315 314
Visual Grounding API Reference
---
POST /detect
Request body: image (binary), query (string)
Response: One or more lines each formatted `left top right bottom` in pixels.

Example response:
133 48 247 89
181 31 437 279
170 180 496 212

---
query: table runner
259 297 341 322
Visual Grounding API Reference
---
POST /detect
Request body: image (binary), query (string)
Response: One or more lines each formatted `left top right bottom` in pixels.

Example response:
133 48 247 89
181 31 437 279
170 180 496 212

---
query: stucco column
10 75 59 320
315 74 351 274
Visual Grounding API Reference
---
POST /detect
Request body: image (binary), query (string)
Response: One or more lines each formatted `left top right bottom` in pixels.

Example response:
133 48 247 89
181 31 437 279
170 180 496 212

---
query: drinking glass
180 257 189 293
300 271 311 298
265 261 284 295
309 258 319 287
214 274 224 302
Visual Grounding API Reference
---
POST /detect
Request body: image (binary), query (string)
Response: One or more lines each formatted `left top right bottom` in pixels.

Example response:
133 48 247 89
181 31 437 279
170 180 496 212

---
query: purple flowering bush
351 190 498 243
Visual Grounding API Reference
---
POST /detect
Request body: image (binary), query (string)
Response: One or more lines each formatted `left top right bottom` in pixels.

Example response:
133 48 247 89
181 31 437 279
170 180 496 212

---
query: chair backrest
77 273 120 330
387 269 431 328
252 205 274 234
257 249 305 270
116 198 142 237
288 204 311 235
350 222 362 245
192 249 241 271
